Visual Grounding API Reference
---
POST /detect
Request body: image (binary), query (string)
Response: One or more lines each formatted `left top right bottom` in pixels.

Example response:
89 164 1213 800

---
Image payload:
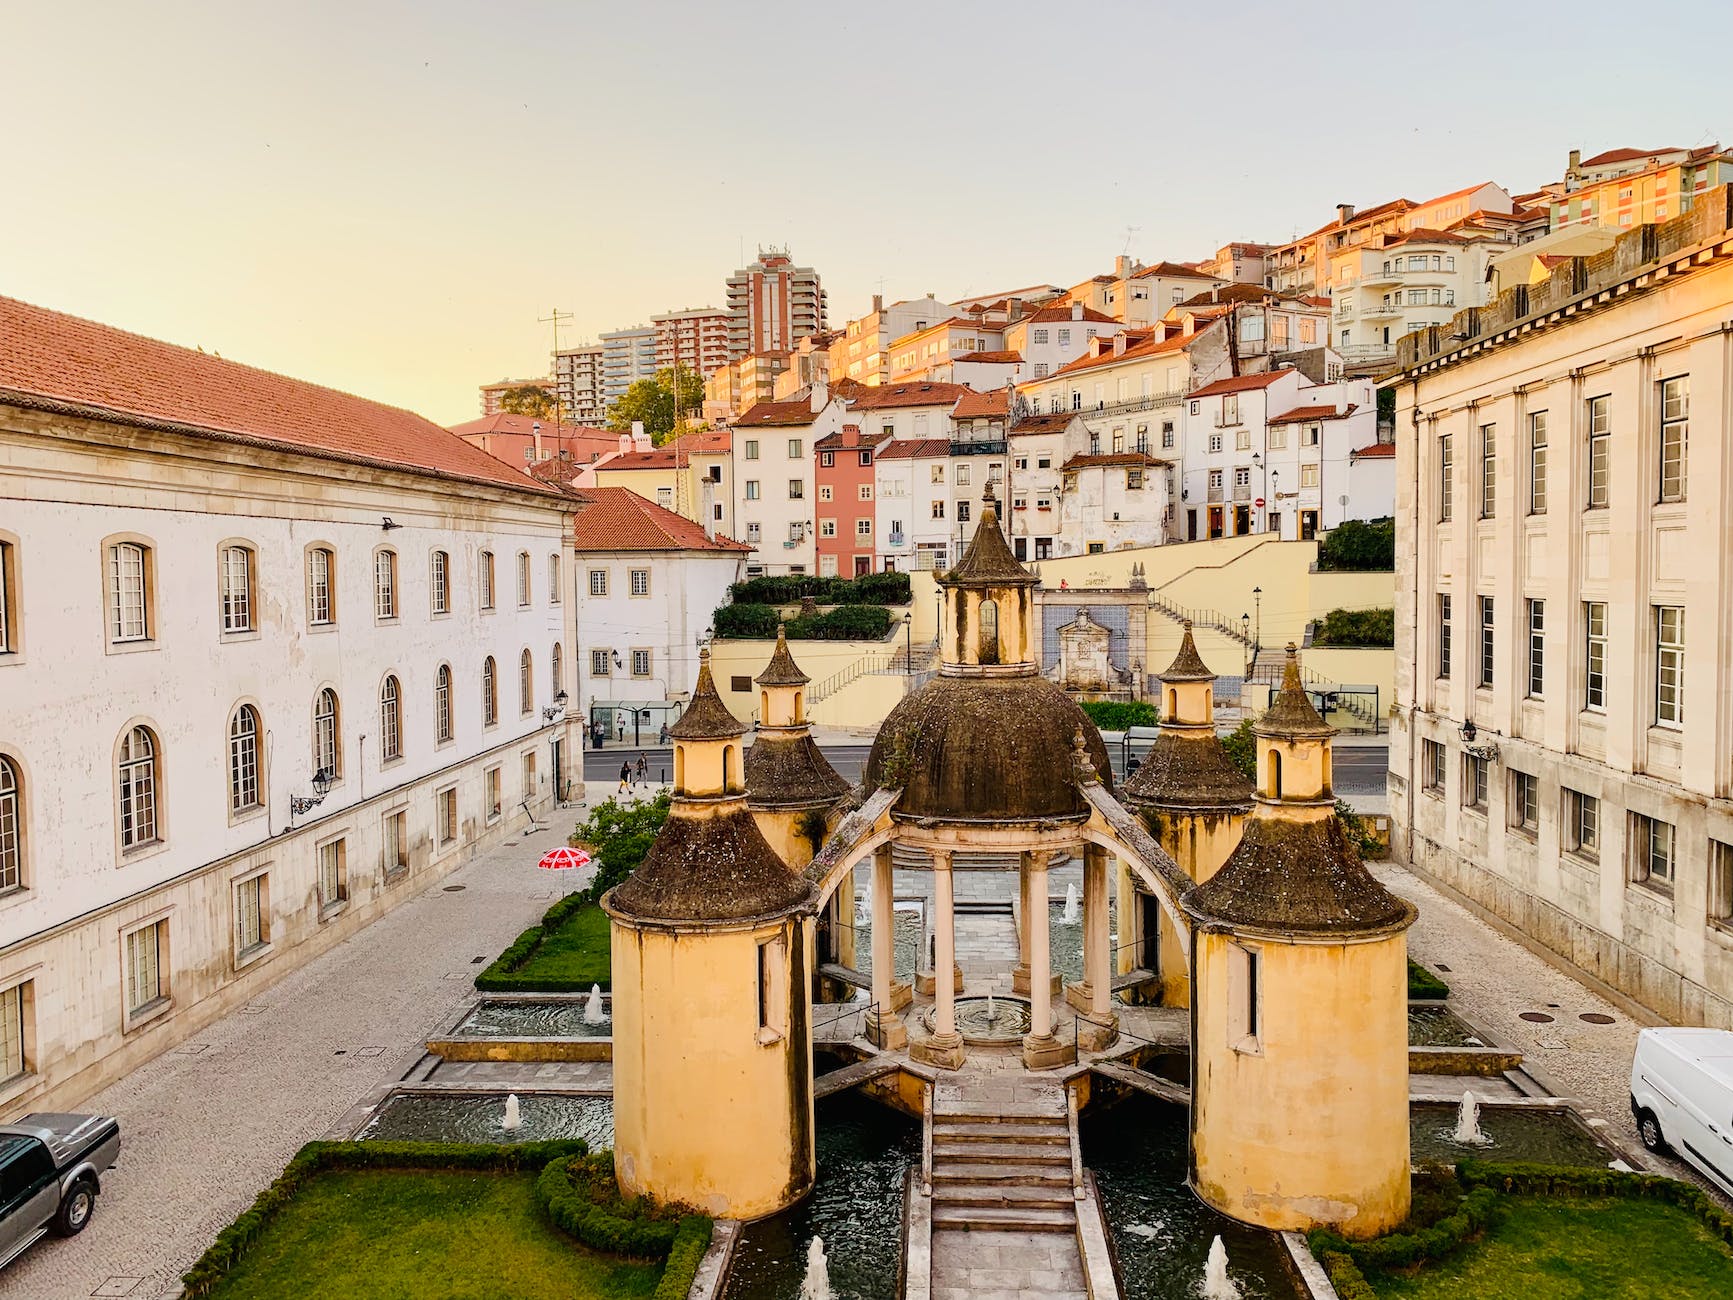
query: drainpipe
1405 376 1422 866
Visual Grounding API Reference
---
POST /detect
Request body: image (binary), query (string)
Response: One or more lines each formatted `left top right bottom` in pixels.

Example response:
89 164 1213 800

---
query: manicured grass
205 1168 659 1300
514 901 612 986
1371 1196 1733 1299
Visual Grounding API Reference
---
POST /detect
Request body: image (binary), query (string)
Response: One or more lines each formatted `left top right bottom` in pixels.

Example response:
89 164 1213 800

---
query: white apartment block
554 344 606 425
831 294 949 387
0 295 578 1116
600 324 659 409
873 439 954 571
731 391 846 575
1390 193 1733 1028
1001 304 1125 381
725 247 826 359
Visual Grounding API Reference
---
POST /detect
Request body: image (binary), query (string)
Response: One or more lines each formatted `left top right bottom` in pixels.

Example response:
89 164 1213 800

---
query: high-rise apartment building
553 344 605 425
479 376 555 416
725 248 826 360
600 325 658 410
651 308 730 381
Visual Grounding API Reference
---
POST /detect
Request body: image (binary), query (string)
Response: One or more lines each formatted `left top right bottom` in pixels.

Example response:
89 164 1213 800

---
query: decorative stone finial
1071 727 1100 785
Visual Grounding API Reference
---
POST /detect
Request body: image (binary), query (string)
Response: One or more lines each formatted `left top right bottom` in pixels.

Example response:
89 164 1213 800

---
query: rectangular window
788 480 804 499
744 440 759 460
1659 376 1687 503
788 438 803 458
1463 755 1489 810
856 518 872 537
317 839 347 914
591 648 610 677
1231 944 1260 1045
125 920 167 1017
437 787 457 846
1422 739 1446 793
1479 423 1496 518
1630 813 1675 892
1437 594 1452 679
1583 602 1607 711
1563 790 1599 861
1510 771 1539 834
629 568 650 597
745 480 761 500
1528 412 1548 513
516 553 531 606
1587 395 1610 507
588 570 608 597
819 520 836 539
1438 433 1453 520
746 522 762 542
375 550 398 619
235 873 267 957
1478 596 1494 688
1655 605 1684 726
1526 599 1545 698
522 751 538 801
430 551 450 614
304 547 333 627
1033 328 1049 344
219 546 252 632
931 501 945 519
1300 464 1319 488
0 982 26 1084
631 649 651 677
479 552 496 610
1710 841 1733 927
858 484 873 501
549 555 561 604
382 809 408 878
955 464 970 486
484 766 501 822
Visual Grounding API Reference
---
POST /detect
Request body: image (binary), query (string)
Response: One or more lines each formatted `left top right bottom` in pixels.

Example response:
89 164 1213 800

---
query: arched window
723 743 737 790
479 551 496 610
1167 688 1178 720
519 648 533 715
482 656 498 727
380 676 402 760
314 689 340 779
375 549 398 619
979 597 1000 665
1266 749 1282 800
219 543 255 633
107 540 152 643
306 546 335 627
118 726 160 849
435 665 453 743
0 756 22 892
430 550 451 615
551 643 563 698
229 705 262 813
517 551 532 606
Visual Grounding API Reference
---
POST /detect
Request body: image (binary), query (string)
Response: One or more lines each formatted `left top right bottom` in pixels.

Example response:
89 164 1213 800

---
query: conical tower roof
755 625 810 687
1255 644 1335 739
669 649 746 741
1158 621 1214 683
947 486 1036 586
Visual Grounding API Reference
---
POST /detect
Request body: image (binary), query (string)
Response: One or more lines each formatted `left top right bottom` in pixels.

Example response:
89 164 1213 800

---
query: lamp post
1270 470 1281 538
1241 613 1251 677
903 611 913 672
290 767 335 818
1251 451 1264 532
1252 586 1262 655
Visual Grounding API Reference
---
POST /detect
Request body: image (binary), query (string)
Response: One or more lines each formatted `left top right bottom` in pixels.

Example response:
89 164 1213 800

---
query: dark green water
356 1092 614 1146
722 1093 918 1300
1406 1005 1480 1047
457 998 613 1038
1082 1095 1303 1300
1409 1103 1615 1167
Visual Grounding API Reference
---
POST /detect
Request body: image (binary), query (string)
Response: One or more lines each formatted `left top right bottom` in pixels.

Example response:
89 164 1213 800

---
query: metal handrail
1149 593 1254 648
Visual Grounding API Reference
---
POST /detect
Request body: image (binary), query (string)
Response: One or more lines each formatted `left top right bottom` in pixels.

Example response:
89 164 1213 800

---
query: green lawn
1372 1196 1733 1299
514 902 612 987
205 1168 659 1300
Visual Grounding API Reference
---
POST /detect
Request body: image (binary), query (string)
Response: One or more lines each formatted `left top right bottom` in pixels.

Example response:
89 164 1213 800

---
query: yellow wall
1300 647 1394 709
610 913 814 1219
753 806 820 872
1192 930 1411 1237
1135 811 1246 1004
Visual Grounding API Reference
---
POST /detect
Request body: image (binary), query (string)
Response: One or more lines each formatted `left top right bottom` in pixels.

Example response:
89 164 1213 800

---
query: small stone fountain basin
455 998 612 1039
1407 1005 1482 1047
1409 1102 1614 1167
920 996 1032 1045
356 1090 614 1146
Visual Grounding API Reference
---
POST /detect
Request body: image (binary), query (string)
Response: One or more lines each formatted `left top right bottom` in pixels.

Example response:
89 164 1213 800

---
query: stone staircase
929 1104 1077 1234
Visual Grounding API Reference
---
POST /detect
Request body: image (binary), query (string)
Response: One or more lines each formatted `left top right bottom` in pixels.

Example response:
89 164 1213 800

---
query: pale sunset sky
3 1 1729 425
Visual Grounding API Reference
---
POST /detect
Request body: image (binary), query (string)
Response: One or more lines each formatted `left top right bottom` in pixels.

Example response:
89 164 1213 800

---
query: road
582 738 1388 797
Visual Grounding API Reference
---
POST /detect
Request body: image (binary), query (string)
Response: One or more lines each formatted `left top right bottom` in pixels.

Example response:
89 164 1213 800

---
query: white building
1389 194 1733 1028
0 294 578 1117
553 343 606 424
1001 303 1126 381
830 294 950 387
570 487 748 747
731 389 846 575
873 438 953 571
847 380 973 442
600 324 659 409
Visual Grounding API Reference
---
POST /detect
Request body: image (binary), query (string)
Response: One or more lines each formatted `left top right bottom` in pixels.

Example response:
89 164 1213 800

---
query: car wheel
52 1179 96 1237
1637 1110 1668 1154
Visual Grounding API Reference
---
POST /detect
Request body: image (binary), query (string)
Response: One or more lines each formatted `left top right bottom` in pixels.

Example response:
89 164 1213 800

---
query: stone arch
1266 749 1282 800
979 597 1000 665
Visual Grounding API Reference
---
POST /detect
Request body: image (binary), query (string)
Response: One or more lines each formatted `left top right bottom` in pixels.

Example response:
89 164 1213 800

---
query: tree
498 385 557 418
607 366 706 444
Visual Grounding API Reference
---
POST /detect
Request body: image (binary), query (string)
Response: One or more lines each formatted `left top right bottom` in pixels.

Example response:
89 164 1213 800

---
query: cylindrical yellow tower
1182 646 1415 1240
1121 622 1254 1005
604 650 817 1220
745 625 849 871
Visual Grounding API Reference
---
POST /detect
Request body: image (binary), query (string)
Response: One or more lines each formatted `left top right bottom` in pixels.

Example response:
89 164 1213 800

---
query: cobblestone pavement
1 810 586 1300
1382 862 1725 1199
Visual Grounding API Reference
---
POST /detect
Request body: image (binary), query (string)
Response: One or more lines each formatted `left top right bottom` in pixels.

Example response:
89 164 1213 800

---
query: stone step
934 1106 1068 1125
931 1129 1070 1149
931 1183 1076 1210
932 1142 1073 1166
931 1204 1076 1233
932 1162 1072 1186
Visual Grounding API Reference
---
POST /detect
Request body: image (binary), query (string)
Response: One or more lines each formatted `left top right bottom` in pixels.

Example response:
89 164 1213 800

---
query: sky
4 0 1731 426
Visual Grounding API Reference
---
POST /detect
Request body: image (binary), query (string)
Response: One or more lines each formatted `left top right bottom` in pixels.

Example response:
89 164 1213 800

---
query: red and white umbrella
537 846 593 873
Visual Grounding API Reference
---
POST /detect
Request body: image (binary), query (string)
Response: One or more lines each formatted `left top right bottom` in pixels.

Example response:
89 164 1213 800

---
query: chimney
810 379 828 413
1568 148 1582 172
531 420 544 461
1115 254 1130 278
618 431 631 455
1336 203 1356 225
1335 387 1348 416
631 420 650 452
1007 296 1022 319
1113 334 1128 357
872 293 883 314
1071 302 1083 320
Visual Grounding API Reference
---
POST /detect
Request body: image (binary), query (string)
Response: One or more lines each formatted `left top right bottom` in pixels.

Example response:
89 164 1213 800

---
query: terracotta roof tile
1043 332 1189 382
449 412 613 441
1352 442 1396 458
736 398 824 427
1018 304 1119 325
845 381 972 411
1580 146 1682 167
1188 371 1291 399
570 486 749 553
1008 414 1079 436
952 389 1010 419
874 438 951 460
1130 261 1219 280
1267 402 1358 425
0 295 561 495
952 350 1023 364
1060 452 1166 470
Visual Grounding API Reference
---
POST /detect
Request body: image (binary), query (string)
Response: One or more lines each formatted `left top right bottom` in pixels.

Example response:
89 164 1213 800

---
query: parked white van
1629 1027 1733 1195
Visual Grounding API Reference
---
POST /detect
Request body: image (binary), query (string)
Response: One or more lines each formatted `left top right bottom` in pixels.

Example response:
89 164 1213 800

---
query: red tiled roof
1267 402 1360 425
736 398 824 427
1043 332 1189 381
449 412 612 441
1580 146 1682 168
597 449 684 471
667 426 732 453
1188 371 1291 399
570 486 749 553
953 350 1023 365
1130 261 1219 280
1352 442 1396 458
1008 414 1079 436
1381 227 1471 248
1018 304 1119 325
1175 283 1296 309
874 438 951 460
0 294 562 495
952 389 1010 419
845 381 972 410
814 425 888 451
1060 452 1167 470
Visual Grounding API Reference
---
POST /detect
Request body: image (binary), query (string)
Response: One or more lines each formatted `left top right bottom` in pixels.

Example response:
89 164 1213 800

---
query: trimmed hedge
715 603 894 641
1316 518 1394 571
182 1140 589 1296
1458 1160 1733 1245
1311 606 1395 648
1408 959 1451 1000
655 1218 713 1300
728 572 911 606
1079 700 1158 730
476 892 598 993
534 1153 692 1258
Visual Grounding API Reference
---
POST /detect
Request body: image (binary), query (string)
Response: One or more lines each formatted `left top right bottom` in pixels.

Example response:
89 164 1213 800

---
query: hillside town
4 7 1733 1296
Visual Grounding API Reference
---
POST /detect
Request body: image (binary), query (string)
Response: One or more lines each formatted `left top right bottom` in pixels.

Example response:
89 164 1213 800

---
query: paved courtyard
3 809 587 1300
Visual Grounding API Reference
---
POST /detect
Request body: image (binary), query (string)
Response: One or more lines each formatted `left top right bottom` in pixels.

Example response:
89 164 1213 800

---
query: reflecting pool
454 998 612 1039
357 1091 614 1147
1409 1103 1614 1168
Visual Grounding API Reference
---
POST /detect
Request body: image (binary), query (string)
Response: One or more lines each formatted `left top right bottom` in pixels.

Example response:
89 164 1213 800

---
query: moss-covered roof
745 733 850 809
1121 731 1255 811
755 625 810 687
864 674 1111 821
1255 645 1335 739
609 804 812 921
668 650 746 741
946 496 1036 587
1158 622 1214 683
1183 813 1414 934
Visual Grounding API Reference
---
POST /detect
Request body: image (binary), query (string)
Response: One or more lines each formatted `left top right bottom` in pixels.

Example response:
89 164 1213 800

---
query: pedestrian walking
618 760 631 795
635 754 648 785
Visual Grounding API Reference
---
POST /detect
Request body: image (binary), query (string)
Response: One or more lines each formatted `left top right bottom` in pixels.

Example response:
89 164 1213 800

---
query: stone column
1023 849 1068 1068
1075 844 1120 1051
865 846 907 1050
912 849 965 1069
1012 850 1033 994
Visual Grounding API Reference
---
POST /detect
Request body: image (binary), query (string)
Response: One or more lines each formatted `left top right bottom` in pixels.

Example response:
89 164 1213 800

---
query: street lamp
290 767 335 817
1241 613 1251 677
1252 586 1262 653
903 611 913 672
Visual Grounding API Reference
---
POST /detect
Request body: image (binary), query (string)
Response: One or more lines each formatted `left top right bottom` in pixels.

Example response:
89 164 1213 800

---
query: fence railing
1148 594 1254 648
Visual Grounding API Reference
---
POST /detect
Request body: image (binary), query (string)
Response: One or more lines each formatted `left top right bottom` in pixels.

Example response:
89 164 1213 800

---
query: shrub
1078 700 1157 731
533 1153 709 1262
1335 799 1384 859
1408 959 1451 1000
1311 606 1394 647
1316 518 1394 571
654 1217 715 1300
713 602 781 639
576 792 673 905
726 571 911 606
714 602 895 641
1220 719 1257 782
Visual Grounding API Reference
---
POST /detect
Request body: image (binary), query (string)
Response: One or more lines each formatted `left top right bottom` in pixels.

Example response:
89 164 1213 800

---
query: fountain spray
799 1235 832 1300
1202 1235 1240 1299
584 983 609 1025
502 1093 522 1132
